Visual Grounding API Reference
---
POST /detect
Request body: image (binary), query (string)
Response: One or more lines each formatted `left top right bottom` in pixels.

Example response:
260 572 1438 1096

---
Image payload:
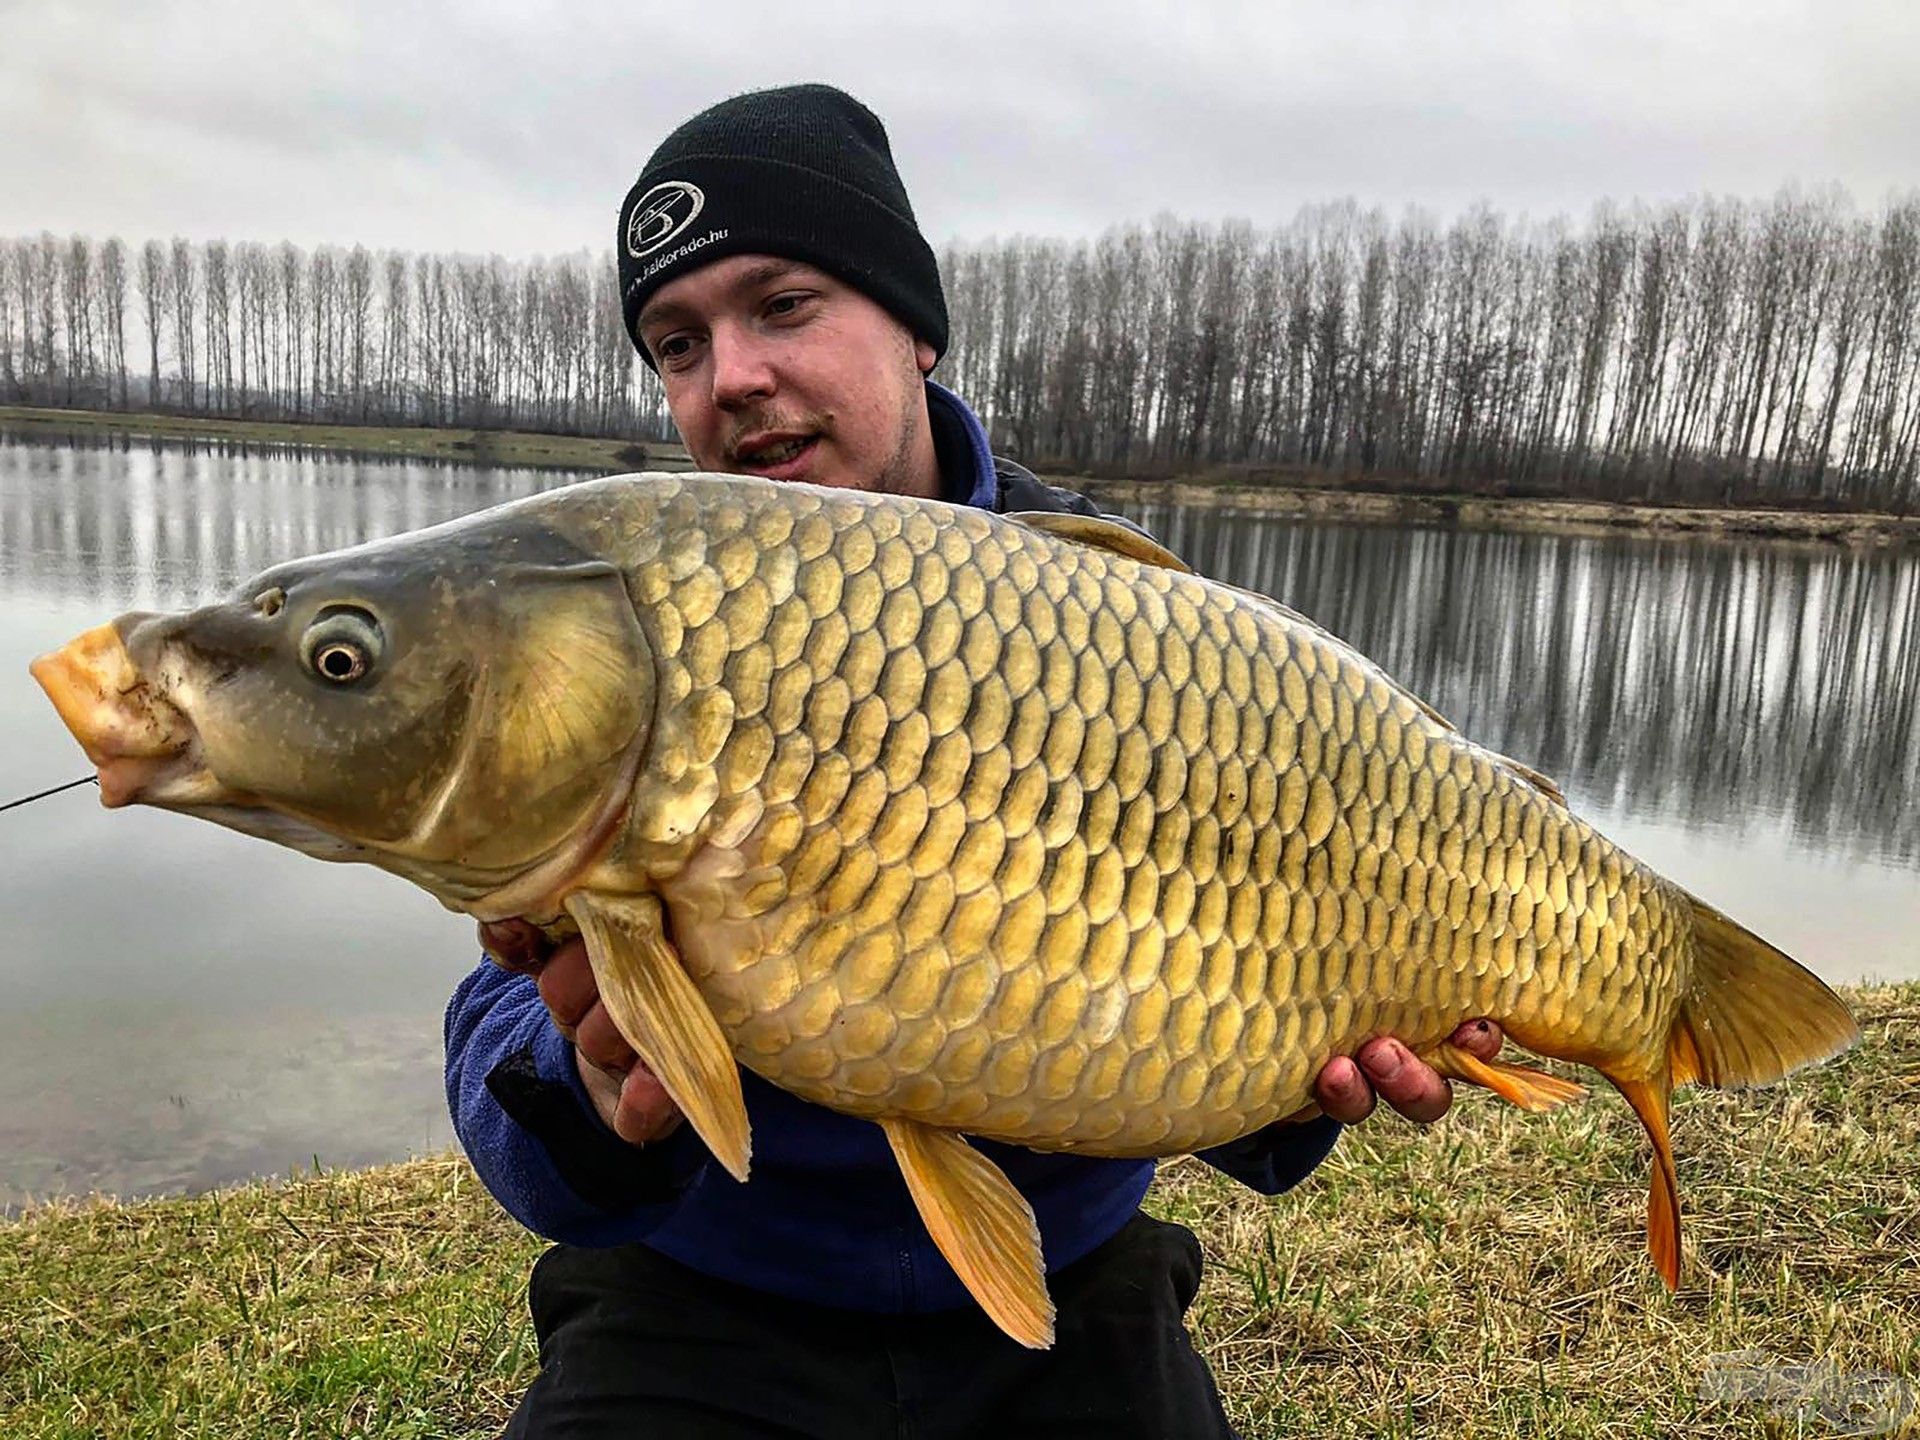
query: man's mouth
731 433 820 477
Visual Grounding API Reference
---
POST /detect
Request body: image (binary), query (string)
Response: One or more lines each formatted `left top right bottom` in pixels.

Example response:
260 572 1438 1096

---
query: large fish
31 473 1858 1347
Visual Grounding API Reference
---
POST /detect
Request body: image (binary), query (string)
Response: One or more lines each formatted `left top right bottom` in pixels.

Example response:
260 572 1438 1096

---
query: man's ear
914 337 936 375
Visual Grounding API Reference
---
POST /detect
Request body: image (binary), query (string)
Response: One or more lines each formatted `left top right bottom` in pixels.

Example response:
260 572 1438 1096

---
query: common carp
31 473 1858 1347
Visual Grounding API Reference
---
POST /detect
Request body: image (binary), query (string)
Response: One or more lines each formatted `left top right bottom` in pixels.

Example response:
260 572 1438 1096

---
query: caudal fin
1608 896 1859 1291
1668 898 1860 1090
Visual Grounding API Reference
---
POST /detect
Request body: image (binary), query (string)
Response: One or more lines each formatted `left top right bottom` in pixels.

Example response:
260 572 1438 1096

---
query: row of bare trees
4 189 1919 508
0 235 671 440
943 192 1920 510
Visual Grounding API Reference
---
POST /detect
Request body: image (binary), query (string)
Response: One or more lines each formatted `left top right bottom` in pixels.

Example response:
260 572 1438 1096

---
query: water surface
0 438 582 1208
3 437 1914 1207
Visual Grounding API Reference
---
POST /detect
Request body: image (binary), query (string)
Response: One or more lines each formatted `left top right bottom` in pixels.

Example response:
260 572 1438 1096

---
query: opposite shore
6 403 1918 547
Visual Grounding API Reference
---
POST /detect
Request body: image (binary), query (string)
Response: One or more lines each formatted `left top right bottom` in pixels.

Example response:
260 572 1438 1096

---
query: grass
2 982 1916 1438
0 404 690 474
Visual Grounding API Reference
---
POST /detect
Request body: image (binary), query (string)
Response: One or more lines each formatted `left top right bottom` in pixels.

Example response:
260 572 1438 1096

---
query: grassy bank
4 982 1914 1439
0 405 690 475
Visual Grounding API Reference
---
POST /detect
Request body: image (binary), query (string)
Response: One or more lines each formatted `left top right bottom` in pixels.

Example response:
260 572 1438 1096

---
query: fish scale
31 471 1860 1350
614 477 1678 1155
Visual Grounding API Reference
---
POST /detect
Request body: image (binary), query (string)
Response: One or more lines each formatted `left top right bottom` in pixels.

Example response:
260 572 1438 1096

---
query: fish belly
636 480 1690 1158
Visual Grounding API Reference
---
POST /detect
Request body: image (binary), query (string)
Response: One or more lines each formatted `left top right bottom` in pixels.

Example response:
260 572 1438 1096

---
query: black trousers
503 1212 1240 1439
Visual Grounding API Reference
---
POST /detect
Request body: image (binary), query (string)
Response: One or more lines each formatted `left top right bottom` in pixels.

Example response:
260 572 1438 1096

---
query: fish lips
30 618 230 809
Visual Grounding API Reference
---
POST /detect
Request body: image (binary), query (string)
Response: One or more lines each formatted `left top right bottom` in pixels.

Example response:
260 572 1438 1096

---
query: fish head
32 516 655 903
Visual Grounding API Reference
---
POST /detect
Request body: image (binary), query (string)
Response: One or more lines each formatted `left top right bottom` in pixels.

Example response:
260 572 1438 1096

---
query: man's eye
766 293 810 318
656 335 695 363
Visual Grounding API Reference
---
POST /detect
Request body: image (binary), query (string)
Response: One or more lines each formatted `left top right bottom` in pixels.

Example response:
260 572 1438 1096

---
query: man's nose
708 323 776 409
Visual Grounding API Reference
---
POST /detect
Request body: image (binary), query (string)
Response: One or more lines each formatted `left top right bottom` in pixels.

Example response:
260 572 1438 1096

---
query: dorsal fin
1005 511 1192 573
1388 686 1567 805
1497 754 1567 805
1220 569 1572 807
1011 507 1568 811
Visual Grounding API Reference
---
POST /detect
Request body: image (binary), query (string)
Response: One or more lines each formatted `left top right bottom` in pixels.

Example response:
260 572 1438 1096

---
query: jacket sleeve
443 959 711 1245
1193 1114 1343 1196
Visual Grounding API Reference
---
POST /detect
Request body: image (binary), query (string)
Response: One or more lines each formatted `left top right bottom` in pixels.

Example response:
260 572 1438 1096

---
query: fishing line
0 775 98 813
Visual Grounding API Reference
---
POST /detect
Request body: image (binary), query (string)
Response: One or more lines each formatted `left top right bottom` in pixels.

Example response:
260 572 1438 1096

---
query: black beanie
617 84 949 368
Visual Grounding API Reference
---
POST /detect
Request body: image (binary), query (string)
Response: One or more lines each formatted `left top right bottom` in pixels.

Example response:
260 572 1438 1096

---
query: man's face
636 254 939 497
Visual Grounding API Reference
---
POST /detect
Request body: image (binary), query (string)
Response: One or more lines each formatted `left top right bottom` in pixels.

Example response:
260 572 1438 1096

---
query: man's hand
478 919 685 1146
1314 1019 1504 1124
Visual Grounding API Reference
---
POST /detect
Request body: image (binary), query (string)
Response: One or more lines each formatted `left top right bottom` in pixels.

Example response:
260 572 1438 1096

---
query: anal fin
880 1118 1054 1349
564 891 751 1181
1607 1072 1682 1290
1425 1043 1588 1112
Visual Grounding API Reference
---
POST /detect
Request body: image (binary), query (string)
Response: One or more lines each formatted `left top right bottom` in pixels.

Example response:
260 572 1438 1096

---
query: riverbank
1081 475 1920 548
3 981 1912 1438
6 405 1916 546
0 404 690 474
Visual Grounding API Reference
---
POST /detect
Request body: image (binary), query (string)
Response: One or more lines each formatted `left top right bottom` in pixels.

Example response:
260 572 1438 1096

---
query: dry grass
0 1160 544 1438
3 982 1915 1439
1163 981 1920 1437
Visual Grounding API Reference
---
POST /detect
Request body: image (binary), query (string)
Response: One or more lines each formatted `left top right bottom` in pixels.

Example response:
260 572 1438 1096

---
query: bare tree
98 237 129 408
167 238 199 410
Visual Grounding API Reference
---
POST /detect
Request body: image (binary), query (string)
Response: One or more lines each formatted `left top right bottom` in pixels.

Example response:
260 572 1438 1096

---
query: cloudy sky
3 0 1913 258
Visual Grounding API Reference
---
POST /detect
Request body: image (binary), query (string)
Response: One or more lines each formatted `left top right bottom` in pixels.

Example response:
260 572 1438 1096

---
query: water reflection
0 436 592 1210
0 433 584 609
1123 502 1920 869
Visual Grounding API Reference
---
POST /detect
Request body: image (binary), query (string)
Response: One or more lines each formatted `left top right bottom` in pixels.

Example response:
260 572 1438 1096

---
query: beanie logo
625 181 707 259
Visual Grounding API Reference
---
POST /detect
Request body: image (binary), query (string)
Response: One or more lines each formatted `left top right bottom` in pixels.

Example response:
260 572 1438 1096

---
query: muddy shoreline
6 405 1914 545
1078 476 1920 547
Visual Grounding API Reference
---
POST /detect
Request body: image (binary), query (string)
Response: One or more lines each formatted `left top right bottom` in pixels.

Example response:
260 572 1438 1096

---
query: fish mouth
29 621 230 809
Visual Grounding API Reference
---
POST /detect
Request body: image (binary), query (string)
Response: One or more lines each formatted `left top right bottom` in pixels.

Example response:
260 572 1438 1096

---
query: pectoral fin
563 891 751 1181
1425 1043 1588 1111
880 1118 1054 1349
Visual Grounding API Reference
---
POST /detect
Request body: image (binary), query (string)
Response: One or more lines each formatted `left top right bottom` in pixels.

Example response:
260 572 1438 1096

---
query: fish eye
301 607 383 686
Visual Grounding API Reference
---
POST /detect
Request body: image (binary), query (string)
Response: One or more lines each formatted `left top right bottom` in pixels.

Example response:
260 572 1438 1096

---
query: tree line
0 236 667 441
4 188 1919 510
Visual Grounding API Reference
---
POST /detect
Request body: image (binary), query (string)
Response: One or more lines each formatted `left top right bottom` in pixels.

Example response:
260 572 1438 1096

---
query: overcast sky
2 0 1914 259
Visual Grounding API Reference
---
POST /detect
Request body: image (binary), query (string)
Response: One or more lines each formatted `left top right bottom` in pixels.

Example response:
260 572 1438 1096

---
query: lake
3 435 1915 1209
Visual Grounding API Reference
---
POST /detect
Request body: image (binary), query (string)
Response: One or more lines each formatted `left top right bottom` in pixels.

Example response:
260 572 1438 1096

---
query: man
448 84 1503 1439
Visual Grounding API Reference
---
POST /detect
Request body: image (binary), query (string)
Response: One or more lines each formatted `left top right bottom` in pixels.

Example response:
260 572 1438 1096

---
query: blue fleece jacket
444 383 1343 1313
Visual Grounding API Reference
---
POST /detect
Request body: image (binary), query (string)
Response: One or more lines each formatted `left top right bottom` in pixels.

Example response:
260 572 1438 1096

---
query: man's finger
479 917 550 973
1314 1054 1377 1124
574 1002 639 1074
612 1062 684 1145
536 940 600 1031
1450 1017 1504 1061
1357 1037 1453 1124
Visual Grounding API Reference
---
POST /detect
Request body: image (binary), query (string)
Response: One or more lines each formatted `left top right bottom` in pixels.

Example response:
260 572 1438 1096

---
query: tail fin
1668 898 1860 1089
1607 896 1859 1291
